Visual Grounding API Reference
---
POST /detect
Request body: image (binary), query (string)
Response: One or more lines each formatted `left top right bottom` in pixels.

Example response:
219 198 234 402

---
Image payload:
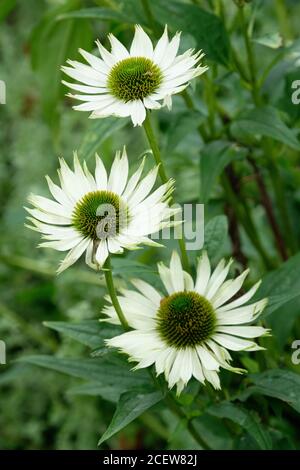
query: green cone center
157 291 216 348
108 57 163 102
72 190 128 240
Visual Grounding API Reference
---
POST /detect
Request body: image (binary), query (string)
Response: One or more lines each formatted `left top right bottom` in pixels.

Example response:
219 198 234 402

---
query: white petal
159 32 181 69
25 207 71 226
158 263 174 295
122 157 145 200
95 153 108 190
96 40 117 67
108 34 130 60
216 326 268 338
217 280 262 313
153 25 169 64
62 80 108 94
143 96 161 110
169 251 184 291
216 299 267 325
28 194 71 218
79 48 110 74
196 345 220 371
130 279 162 306
129 100 146 126
108 147 129 195
95 240 109 266
211 269 249 309
57 237 89 274
107 238 123 254
213 334 262 351
194 250 211 295
205 259 233 300
130 25 153 58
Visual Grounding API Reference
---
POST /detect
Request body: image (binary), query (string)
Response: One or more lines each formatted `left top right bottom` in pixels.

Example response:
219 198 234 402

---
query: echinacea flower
104 251 269 394
25 148 176 273
62 25 208 126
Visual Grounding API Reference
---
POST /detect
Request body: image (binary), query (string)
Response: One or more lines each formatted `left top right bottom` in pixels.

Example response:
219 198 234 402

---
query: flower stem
103 256 129 331
164 395 210 449
239 6 261 106
143 111 190 274
143 111 169 183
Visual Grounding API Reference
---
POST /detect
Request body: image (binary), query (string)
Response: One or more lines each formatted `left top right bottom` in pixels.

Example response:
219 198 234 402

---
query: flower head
25 148 177 273
104 251 269 394
62 25 208 126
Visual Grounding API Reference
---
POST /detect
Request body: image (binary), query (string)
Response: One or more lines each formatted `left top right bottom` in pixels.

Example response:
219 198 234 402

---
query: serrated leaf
19 355 149 389
203 215 228 258
152 1 229 65
231 106 300 151
98 388 163 445
68 381 122 403
241 369 300 413
208 402 272 450
44 320 122 349
255 252 300 317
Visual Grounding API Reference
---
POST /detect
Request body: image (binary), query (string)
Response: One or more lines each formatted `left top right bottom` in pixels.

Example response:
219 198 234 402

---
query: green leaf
98 388 163 445
30 0 93 133
19 355 149 389
68 381 124 403
164 111 204 155
200 141 246 203
256 252 300 317
241 369 300 413
231 106 300 151
152 1 230 65
78 117 129 161
203 215 228 259
208 402 272 450
44 320 122 349
57 7 126 23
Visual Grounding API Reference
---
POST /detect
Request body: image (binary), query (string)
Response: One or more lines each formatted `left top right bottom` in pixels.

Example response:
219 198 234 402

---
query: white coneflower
62 25 208 126
104 251 269 394
25 148 177 273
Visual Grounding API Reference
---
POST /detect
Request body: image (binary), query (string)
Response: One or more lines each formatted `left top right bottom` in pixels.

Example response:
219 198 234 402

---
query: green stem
143 111 190 273
103 256 129 331
164 395 210 449
143 112 168 183
239 6 261 106
267 156 297 255
221 173 274 269
275 0 293 41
